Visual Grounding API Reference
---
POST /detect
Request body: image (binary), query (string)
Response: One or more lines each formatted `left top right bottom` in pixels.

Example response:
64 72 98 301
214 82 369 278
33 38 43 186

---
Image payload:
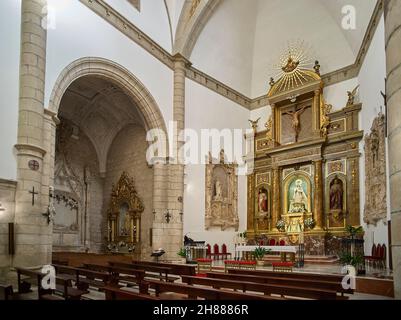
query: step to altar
262 255 339 265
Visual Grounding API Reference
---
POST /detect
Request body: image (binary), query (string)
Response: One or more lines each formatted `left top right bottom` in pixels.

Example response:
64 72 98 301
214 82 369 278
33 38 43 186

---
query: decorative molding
79 0 383 111
79 0 174 69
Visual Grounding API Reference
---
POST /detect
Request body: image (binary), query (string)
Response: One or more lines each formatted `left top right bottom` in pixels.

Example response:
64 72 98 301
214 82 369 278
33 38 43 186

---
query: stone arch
48 57 168 138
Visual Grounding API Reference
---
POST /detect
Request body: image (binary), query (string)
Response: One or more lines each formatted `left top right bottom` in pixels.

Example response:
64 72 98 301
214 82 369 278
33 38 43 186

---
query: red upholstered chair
365 244 378 269
221 244 232 260
269 239 276 246
213 244 221 260
206 244 211 259
279 239 286 246
259 240 265 246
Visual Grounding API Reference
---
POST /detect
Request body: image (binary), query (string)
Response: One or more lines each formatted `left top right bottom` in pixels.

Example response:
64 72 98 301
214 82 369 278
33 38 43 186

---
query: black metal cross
29 187 39 206
165 210 171 224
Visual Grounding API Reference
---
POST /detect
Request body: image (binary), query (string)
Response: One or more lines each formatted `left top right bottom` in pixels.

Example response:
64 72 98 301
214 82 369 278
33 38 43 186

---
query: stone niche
205 150 239 231
364 112 387 225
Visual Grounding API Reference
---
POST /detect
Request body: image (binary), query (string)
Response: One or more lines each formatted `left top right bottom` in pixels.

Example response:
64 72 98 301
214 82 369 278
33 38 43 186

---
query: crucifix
284 105 309 142
29 187 39 206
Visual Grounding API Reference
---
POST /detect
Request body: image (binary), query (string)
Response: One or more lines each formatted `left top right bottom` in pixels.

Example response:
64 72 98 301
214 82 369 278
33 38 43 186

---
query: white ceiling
190 0 377 97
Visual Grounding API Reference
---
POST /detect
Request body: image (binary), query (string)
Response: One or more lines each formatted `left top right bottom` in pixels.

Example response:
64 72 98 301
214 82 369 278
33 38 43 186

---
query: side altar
246 53 363 255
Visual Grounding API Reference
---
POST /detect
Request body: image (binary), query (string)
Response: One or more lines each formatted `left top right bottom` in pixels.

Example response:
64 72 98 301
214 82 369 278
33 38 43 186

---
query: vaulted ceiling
105 0 380 97
59 76 146 174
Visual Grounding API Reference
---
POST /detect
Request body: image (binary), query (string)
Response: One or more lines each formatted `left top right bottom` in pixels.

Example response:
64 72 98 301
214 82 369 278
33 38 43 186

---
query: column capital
172 53 192 68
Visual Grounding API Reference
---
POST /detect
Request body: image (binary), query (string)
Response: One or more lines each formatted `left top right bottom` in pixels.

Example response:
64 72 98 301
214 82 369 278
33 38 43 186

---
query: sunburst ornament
268 40 320 96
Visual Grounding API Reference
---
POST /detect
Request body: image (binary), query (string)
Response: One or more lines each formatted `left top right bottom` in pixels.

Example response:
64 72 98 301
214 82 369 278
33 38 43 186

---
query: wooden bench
83 263 146 289
207 271 350 296
53 264 110 292
104 286 160 300
228 269 354 295
0 284 14 300
224 260 257 273
15 267 86 300
181 275 343 300
147 280 283 300
131 260 196 276
110 262 179 283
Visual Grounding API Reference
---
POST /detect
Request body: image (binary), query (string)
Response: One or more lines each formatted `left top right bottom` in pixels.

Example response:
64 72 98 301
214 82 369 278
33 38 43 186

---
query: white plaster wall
104 0 172 52
45 0 173 127
251 0 355 98
324 78 360 111
184 79 250 255
0 0 21 181
357 16 389 257
190 0 257 96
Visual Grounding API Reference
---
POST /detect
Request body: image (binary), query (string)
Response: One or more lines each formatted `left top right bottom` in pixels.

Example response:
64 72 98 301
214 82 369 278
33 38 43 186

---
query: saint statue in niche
289 179 308 213
214 180 223 201
330 176 344 211
258 188 268 213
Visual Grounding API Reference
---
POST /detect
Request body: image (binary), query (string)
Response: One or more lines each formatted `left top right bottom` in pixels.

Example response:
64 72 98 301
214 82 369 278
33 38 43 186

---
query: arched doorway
46 58 168 258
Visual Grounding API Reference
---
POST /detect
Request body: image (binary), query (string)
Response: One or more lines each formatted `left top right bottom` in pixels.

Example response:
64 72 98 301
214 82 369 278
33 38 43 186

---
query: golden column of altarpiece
247 57 363 255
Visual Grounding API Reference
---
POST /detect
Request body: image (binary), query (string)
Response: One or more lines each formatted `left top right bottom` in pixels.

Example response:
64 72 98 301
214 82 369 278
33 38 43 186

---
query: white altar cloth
235 245 297 254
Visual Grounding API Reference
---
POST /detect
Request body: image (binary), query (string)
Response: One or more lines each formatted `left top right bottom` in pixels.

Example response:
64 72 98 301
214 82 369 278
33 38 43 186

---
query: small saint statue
258 189 268 213
214 180 223 201
330 176 343 211
289 179 308 213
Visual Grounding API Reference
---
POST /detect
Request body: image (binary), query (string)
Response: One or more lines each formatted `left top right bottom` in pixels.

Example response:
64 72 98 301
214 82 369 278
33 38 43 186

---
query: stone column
152 54 188 261
384 0 401 299
13 0 49 267
313 159 323 229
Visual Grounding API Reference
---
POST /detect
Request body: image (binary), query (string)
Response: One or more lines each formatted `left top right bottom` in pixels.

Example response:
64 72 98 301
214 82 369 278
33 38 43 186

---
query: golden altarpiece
106 172 144 254
247 55 363 255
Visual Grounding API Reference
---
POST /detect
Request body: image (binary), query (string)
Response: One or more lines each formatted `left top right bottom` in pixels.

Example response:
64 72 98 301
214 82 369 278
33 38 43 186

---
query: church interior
0 0 400 303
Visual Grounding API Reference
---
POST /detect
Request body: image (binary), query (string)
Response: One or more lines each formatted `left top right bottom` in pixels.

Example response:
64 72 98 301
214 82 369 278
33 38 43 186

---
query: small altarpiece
106 172 144 254
205 150 239 231
247 53 363 255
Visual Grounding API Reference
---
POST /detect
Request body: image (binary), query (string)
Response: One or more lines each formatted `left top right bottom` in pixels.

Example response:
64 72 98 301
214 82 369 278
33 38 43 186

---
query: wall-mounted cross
29 187 39 206
165 210 172 224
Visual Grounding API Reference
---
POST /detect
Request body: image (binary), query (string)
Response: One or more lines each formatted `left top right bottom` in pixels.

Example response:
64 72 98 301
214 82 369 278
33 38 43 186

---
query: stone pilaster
384 0 401 299
13 0 50 268
313 160 323 229
152 54 189 261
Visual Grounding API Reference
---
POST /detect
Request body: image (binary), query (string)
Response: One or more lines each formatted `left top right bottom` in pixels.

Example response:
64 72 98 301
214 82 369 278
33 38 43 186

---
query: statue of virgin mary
289 179 308 213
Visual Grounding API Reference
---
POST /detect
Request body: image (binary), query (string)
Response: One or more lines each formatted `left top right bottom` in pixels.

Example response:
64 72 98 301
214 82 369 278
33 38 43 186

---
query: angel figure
346 85 360 107
248 118 260 134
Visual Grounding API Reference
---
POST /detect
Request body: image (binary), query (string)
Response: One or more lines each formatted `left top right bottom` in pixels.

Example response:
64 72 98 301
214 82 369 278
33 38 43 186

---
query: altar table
235 245 297 262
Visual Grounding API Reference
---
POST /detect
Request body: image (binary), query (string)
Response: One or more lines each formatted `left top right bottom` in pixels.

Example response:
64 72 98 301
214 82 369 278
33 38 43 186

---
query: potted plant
253 246 270 266
339 251 364 275
177 247 187 264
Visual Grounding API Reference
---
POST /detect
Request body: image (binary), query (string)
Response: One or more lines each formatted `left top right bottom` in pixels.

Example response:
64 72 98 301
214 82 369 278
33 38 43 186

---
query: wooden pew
15 267 86 300
131 260 196 276
109 262 179 283
206 272 349 296
0 284 14 300
228 269 354 295
53 264 109 292
147 280 284 300
181 275 343 300
82 263 146 289
104 286 160 300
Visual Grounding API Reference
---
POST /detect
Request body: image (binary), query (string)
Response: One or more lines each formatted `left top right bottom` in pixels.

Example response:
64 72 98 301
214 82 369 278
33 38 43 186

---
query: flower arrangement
304 217 316 230
276 219 286 232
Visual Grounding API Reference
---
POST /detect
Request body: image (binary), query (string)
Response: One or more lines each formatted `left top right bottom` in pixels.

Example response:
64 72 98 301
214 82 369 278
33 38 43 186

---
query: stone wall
103 124 154 258
53 121 103 252
0 179 17 279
